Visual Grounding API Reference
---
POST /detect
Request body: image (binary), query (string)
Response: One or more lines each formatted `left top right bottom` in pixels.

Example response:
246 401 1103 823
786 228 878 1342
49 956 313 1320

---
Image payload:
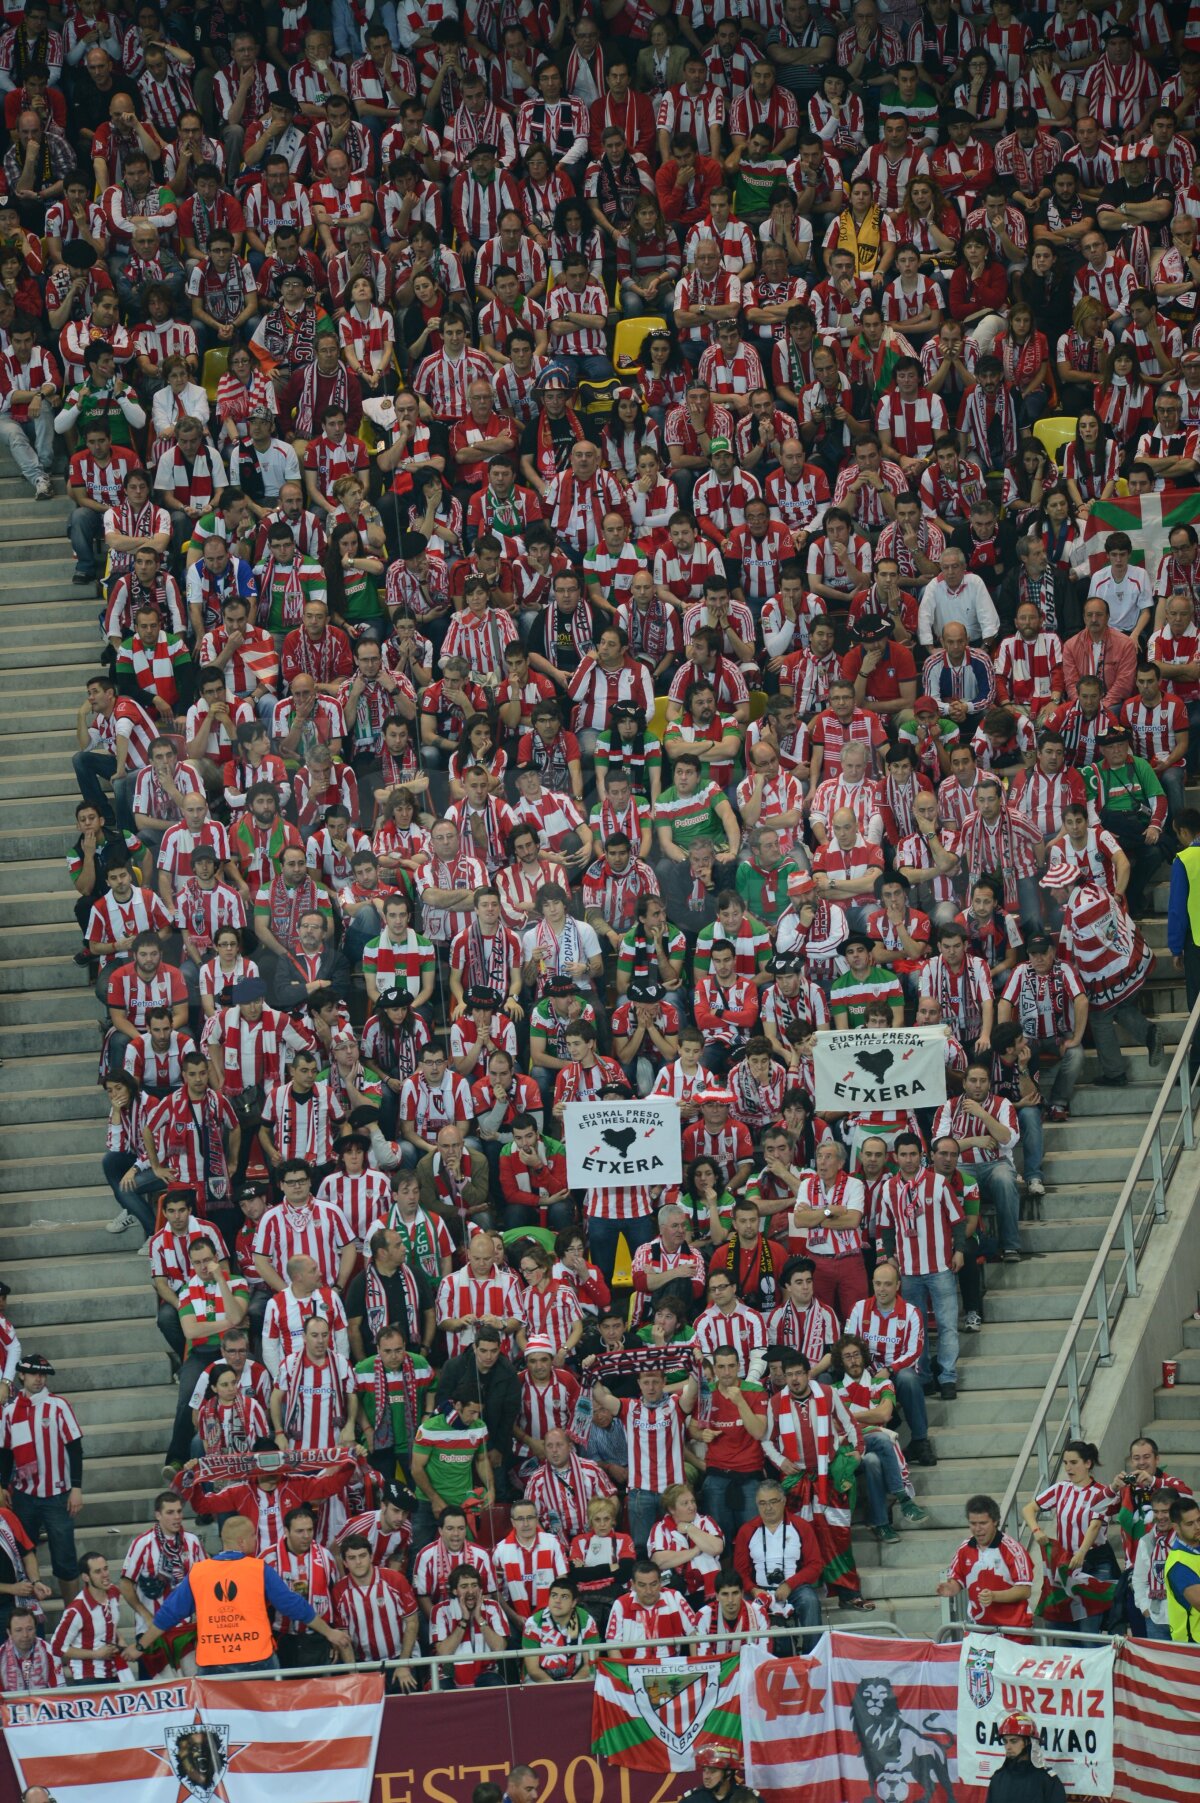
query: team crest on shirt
966 1643 996 1710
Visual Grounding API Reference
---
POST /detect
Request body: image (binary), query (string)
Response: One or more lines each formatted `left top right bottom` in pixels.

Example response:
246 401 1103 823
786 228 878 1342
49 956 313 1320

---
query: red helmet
999 1714 1037 1740
700 1749 743 1773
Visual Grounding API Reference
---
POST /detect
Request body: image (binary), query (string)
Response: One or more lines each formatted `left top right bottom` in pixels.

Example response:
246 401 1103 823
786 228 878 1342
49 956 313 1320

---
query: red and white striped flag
741 1637 986 1803
2 1673 384 1803
1111 1637 1200 1803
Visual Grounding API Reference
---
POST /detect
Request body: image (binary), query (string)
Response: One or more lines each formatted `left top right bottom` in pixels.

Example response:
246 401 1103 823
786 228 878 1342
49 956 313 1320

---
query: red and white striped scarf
294 360 348 440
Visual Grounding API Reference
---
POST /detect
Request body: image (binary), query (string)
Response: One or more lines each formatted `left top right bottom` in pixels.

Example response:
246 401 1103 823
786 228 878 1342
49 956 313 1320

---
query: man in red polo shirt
840 613 919 725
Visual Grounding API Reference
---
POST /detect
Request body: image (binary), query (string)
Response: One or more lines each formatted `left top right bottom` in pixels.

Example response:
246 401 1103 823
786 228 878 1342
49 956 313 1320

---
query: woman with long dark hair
1063 410 1120 514
1022 1440 1119 1634
1000 436 1055 531
601 385 659 483
323 519 386 637
994 300 1052 426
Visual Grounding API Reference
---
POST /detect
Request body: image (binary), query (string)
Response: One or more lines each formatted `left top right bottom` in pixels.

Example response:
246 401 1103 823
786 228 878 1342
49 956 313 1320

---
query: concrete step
0 793 82 830
0 956 99 995
985 1250 1126 1290
1173 1350 1200 1382
0 921 98 960
0 1185 116 1229
77 1419 178 1462
0 992 101 1035
924 1388 1044 1428
972 1284 1081 1323
0 1053 107 1091
1152 1423 1200 1454
6 1282 154 1329
0 592 99 621
0 1116 113 1159
71 1386 179 1430
0 1218 144 1264
959 1320 1077 1358
1153 1382 1200 1419
1183 1320 1200 1350
47 1350 168 1394
0 1084 107 1128
0 825 80 861
0 888 85 924
0 858 67 895
0 533 84 562
1068 1084 1162 1117
0 1153 110 1200
0 771 84 801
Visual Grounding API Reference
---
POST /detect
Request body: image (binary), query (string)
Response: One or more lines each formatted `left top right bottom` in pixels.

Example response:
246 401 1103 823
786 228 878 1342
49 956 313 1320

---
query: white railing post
1094 1265 1111 1364
1065 1343 1082 1435
1121 1203 1138 1298
1180 1063 1195 1149
1150 1125 1168 1221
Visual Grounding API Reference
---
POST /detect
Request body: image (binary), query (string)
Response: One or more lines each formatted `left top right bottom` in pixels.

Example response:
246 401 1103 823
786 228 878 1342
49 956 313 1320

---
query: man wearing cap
0 1356 84 1603
1079 728 1168 917
997 935 1089 1127
1077 26 1158 140
993 109 1057 221
612 980 681 1098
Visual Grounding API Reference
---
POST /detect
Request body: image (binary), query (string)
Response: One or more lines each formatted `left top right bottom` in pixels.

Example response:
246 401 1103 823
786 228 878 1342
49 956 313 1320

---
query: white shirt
1087 565 1152 636
917 572 1000 646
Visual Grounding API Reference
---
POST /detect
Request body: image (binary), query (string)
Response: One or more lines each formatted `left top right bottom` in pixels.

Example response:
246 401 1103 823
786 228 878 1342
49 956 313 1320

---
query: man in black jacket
997 536 1078 640
435 1325 520 1498
988 1716 1066 1803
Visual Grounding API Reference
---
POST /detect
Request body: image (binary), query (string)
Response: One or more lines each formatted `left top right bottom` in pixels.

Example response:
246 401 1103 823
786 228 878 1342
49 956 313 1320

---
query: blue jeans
1161 764 1186 820
903 1268 960 1385
859 1431 906 1528
1030 1041 1084 1110
11 1490 78 1582
892 1365 928 1440
1018 1103 1044 1185
700 1468 763 1547
778 1585 821 1637
556 353 615 384
586 1211 658 1285
1143 1618 1172 1640
68 505 104 579
343 903 383 969
627 1486 661 1553
73 746 125 828
974 1160 1021 1254
100 1151 160 1235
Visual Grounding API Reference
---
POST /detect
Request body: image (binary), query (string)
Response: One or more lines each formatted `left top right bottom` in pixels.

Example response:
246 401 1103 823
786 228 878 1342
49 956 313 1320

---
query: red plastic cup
1163 1360 1179 1388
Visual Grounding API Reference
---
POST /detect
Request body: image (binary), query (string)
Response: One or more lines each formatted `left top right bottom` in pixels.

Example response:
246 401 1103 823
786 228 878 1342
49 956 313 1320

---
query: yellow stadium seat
1033 415 1078 467
611 279 622 318
577 380 616 414
202 347 230 402
613 315 667 373
359 416 378 453
612 1233 633 1289
748 689 769 722
650 694 672 743
1116 477 1129 496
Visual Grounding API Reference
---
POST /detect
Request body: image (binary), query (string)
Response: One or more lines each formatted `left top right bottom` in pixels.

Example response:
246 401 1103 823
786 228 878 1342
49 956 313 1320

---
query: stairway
1138 1315 1200 1503
861 935 1189 1635
0 452 178 1575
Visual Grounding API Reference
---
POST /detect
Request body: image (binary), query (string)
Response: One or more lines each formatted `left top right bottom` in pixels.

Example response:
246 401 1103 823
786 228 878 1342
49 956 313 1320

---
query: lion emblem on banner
630 1661 721 1758
165 1725 230 1800
851 1678 957 1803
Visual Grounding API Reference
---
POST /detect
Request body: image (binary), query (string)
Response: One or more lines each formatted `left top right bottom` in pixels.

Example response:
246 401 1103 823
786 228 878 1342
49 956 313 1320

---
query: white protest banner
813 1027 948 1114
957 1634 1114 1796
563 1097 682 1188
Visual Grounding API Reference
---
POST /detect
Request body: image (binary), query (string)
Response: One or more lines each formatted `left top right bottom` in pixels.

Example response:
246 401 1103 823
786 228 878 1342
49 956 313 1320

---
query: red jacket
655 155 723 227
947 260 1008 323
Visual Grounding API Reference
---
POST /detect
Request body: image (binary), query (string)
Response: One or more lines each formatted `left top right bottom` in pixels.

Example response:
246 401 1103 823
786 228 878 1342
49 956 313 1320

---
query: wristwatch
823 1205 833 1219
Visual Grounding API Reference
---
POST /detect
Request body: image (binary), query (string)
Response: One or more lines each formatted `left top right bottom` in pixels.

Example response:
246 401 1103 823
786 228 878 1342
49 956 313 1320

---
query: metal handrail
1 1620 908 1701
944 990 1200 1624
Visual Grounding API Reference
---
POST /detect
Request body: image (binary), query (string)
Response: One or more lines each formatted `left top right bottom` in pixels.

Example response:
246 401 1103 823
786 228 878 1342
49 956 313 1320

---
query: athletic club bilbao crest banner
1 1673 384 1803
813 1028 948 1113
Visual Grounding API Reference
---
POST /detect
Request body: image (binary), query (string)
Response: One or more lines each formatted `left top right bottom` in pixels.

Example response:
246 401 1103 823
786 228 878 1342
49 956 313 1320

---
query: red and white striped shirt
620 1395 689 1492
693 1302 767 1375
0 1391 81 1496
254 1201 353 1289
262 1284 349 1371
265 1534 338 1624
121 1526 204 1608
412 1538 495 1608
1122 694 1186 766
526 1453 615 1542
605 1588 697 1660
917 953 992 1044
843 1297 924 1372
930 1094 1019 1170
334 1507 413 1569
999 958 1085 1043
1032 1480 1118 1558
334 1567 418 1659
876 1169 964 1276
262 1079 345 1166
50 1587 123 1684
517 1369 580 1446
435 1268 522 1358
493 1531 567 1621
317 1169 393 1249
412 347 494 423
791 1172 864 1258
86 885 172 955
764 1298 840 1363
518 1281 584 1358
275 1348 354 1448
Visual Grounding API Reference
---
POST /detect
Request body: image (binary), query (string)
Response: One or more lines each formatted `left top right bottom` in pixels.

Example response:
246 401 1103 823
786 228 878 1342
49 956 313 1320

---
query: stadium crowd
0 0 1198 1691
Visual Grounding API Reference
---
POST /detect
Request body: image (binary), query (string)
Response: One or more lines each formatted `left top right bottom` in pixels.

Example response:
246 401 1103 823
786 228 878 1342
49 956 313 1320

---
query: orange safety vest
190 1557 275 1665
